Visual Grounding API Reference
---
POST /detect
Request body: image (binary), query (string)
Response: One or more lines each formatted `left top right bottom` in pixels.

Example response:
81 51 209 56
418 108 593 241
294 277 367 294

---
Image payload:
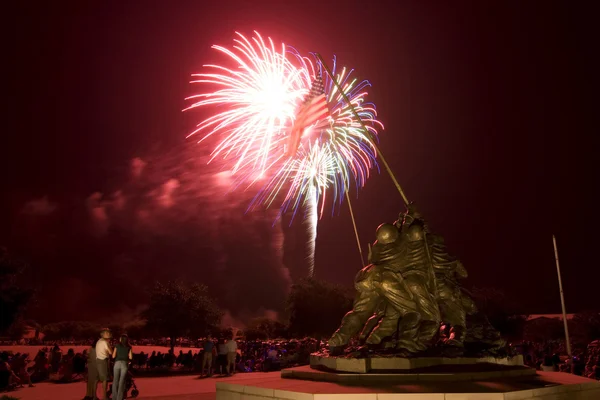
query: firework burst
184 31 311 178
256 57 384 218
186 32 383 215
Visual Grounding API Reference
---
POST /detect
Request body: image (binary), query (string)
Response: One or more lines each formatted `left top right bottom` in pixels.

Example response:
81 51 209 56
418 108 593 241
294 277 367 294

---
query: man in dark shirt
201 335 215 377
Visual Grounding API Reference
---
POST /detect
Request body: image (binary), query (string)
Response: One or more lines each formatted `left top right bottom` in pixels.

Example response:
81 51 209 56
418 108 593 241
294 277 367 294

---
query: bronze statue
328 223 427 355
328 203 504 357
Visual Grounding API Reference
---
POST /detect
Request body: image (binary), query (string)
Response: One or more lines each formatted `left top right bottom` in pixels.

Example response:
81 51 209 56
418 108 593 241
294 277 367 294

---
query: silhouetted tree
286 278 353 340
470 287 528 341
24 320 42 340
42 321 101 341
122 319 147 340
0 248 34 334
524 317 565 342
217 327 234 339
244 317 287 340
142 281 222 350
6 319 28 340
6 319 41 340
571 311 600 344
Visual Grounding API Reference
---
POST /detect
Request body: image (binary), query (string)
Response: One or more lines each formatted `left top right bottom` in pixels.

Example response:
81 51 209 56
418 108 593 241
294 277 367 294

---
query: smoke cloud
22 196 57 216
16 144 295 324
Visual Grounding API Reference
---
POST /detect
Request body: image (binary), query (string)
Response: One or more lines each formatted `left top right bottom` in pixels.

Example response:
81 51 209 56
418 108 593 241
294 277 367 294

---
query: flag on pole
286 75 329 156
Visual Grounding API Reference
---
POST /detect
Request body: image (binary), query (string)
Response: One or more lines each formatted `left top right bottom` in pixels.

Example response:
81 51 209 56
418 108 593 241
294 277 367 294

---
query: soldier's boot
365 307 401 347
394 312 427 354
416 320 440 348
360 313 383 342
328 345 346 356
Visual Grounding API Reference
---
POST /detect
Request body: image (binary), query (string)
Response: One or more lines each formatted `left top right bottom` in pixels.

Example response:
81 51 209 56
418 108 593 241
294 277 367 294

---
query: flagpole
316 53 409 206
346 194 365 267
552 235 573 371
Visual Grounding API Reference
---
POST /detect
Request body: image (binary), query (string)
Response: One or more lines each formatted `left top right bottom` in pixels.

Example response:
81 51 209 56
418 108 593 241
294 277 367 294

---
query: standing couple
84 329 132 400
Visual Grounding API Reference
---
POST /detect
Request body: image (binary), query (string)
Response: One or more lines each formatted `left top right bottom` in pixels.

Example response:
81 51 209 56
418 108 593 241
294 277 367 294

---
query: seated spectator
0 352 20 390
176 350 184 367
31 350 49 382
15 354 34 387
58 348 75 382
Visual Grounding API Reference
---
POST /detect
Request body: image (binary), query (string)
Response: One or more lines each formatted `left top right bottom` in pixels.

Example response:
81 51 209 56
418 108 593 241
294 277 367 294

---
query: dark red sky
3 0 598 322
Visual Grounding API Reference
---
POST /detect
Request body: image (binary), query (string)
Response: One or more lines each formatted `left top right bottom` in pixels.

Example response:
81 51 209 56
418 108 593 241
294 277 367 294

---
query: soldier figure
363 208 441 350
329 223 426 354
429 234 473 347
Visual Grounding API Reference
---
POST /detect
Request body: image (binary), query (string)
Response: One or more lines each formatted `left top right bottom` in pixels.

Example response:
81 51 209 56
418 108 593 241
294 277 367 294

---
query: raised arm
455 260 468 279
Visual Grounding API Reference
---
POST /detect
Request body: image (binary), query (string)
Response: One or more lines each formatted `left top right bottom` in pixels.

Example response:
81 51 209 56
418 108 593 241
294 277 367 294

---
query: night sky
3 1 597 324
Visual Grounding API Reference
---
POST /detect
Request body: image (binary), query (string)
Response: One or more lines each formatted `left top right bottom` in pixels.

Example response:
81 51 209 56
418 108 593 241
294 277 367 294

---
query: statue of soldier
367 205 441 349
428 234 473 348
329 223 427 355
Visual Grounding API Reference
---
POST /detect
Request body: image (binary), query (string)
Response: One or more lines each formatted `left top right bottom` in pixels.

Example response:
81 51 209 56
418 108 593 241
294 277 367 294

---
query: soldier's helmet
375 223 399 244
406 203 423 220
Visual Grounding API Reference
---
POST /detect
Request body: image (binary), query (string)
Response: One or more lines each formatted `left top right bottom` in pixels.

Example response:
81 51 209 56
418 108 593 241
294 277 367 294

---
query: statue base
310 353 525 373
287 363 535 383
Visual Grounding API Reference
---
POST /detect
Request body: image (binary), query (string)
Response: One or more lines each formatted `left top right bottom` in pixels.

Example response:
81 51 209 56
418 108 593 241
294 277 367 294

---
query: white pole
345 194 365 267
552 235 573 365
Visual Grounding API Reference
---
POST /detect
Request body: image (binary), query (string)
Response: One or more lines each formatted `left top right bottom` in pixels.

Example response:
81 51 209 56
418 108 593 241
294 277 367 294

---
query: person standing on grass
217 337 229 375
226 336 238 375
83 338 99 400
95 329 112 400
112 334 132 400
201 335 215 377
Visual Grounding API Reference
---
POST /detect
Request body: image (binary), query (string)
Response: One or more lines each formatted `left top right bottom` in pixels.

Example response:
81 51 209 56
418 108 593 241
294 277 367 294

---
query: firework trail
186 32 384 276
304 184 318 276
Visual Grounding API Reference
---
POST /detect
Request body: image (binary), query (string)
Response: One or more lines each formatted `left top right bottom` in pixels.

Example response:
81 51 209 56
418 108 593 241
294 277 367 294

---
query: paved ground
6 370 600 399
5 372 280 400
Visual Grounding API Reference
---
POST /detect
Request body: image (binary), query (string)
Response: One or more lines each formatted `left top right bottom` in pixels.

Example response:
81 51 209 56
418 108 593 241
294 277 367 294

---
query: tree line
1 248 355 346
2 248 599 346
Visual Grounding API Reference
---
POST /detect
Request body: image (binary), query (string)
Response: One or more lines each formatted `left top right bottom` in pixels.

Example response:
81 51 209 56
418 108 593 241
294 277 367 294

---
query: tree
42 321 101 341
286 278 353 339
6 319 28 340
244 317 287 340
142 281 222 350
524 317 565 342
6 319 41 341
470 287 528 341
0 248 34 334
571 311 600 344
122 319 147 340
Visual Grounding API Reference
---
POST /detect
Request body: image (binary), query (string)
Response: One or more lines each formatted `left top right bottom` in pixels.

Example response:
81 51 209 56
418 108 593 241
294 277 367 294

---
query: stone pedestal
310 353 525 373
284 364 536 383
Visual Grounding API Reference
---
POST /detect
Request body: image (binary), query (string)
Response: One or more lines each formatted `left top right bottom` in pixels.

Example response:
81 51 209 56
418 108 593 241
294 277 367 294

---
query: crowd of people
124 336 317 374
0 330 320 397
2 333 598 396
518 340 600 379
